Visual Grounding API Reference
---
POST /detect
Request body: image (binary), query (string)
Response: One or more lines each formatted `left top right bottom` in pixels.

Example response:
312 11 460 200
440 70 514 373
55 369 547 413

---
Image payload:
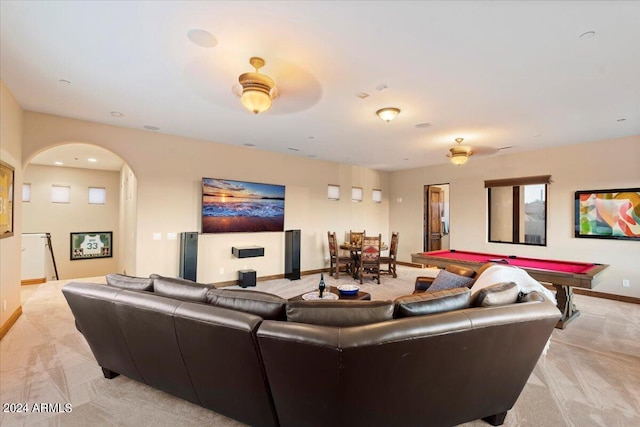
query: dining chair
380 231 399 278
349 230 365 247
328 231 351 279
358 233 381 284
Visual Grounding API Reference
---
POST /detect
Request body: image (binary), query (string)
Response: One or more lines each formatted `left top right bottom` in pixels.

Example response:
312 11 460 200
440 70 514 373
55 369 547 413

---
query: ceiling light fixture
376 107 400 123
238 57 276 114
447 138 473 166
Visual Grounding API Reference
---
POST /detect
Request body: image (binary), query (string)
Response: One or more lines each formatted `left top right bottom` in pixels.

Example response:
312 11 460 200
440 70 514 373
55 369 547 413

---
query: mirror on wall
486 176 549 246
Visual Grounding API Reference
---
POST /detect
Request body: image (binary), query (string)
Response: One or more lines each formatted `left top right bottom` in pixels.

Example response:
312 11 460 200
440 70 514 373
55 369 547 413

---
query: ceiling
1 1 639 171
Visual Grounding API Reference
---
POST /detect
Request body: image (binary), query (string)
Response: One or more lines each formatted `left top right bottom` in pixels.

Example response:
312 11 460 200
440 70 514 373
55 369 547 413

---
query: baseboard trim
215 268 331 288
543 284 639 305
0 305 23 340
397 260 427 268
21 278 46 286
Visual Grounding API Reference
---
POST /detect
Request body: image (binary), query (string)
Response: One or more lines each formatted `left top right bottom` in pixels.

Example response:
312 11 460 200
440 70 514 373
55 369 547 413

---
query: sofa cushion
429 269 475 291
106 273 154 291
211 289 287 320
153 276 211 303
286 300 394 327
473 282 519 307
393 287 471 318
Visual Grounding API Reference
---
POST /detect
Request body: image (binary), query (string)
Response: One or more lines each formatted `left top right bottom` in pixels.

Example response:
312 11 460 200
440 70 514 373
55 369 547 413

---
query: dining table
339 242 389 279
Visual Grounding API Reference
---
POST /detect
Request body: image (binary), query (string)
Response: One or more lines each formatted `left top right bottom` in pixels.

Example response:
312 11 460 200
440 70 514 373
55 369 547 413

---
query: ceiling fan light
238 57 275 114
449 152 469 165
376 107 400 123
241 87 272 114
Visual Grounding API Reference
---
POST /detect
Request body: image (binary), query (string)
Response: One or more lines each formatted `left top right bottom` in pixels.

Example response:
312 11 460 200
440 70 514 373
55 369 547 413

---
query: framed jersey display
70 231 113 260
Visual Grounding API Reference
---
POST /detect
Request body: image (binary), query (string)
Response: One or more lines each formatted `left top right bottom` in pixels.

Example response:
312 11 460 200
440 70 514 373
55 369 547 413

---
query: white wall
22 164 120 280
21 112 390 283
390 135 640 298
0 80 23 328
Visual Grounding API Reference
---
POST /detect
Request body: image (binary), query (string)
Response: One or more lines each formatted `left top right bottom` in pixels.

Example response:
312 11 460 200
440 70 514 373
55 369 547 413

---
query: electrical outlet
219 267 224 275
622 279 630 288
3 299 6 312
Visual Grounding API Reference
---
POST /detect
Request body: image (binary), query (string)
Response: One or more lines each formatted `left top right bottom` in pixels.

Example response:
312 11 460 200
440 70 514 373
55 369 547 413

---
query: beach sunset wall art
202 178 285 233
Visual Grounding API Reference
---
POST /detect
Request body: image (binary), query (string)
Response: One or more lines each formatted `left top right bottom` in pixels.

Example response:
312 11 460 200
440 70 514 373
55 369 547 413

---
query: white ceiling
1 1 639 171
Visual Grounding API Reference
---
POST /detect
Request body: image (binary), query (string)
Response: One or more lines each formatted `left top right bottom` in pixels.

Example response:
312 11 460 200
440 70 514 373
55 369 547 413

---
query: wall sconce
372 189 382 203
327 184 340 200
352 187 363 202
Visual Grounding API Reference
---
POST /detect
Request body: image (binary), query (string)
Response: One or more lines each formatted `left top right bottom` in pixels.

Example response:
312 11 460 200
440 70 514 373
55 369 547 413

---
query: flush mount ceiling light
447 138 473 166
376 107 400 123
238 57 276 114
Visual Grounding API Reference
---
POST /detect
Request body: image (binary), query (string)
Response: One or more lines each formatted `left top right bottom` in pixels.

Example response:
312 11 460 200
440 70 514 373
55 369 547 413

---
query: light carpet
1 267 639 426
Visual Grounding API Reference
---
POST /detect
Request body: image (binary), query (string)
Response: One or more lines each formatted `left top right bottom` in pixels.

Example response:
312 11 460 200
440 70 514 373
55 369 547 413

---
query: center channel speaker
285 229 301 280
179 232 198 282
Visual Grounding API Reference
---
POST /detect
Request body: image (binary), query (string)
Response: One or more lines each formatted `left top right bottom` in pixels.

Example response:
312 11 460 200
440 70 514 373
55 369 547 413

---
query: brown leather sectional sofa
62 271 560 427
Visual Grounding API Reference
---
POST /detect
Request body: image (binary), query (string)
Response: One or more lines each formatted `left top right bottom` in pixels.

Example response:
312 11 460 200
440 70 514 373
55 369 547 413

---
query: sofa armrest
414 276 435 293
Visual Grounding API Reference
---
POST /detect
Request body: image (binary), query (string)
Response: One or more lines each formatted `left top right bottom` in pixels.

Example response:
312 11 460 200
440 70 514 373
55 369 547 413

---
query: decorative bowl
337 285 360 296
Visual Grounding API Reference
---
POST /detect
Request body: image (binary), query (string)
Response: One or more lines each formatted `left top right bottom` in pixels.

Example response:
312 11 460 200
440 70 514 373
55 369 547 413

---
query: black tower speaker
285 229 301 280
179 232 198 281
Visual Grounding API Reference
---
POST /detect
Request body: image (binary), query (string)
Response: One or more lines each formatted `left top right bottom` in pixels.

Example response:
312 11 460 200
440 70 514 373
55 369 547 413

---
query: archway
21 143 137 283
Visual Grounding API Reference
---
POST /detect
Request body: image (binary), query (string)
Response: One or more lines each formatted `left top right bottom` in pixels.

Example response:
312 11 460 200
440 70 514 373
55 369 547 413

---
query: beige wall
22 164 120 279
118 164 137 276
390 134 640 298
0 80 23 327
21 112 390 283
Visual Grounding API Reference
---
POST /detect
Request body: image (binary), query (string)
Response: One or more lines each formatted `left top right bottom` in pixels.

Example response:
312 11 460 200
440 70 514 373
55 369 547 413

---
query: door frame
423 183 450 252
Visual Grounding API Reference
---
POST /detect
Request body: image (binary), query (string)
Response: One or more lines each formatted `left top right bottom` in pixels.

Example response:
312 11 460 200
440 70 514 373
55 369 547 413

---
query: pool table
411 249 610 329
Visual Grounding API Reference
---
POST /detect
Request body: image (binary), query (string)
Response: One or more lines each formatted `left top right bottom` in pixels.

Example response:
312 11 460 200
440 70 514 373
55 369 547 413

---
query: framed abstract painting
574 188 640 241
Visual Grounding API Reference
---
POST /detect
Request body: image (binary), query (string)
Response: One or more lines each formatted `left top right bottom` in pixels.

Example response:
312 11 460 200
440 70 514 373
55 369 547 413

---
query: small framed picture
70 231 113 260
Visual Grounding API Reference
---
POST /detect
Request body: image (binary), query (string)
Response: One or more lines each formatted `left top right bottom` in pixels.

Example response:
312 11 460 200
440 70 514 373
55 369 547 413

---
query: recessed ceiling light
288 147 300 152
533 134 542 138
376 84 388 91
308 155 317 158
617 118 627 122
579 31 596 40
111 111 123 117
143 125 160 131
187 29 217 48
243 143 256 147
356 92 370 99
308 136 315 140
58 79 71 85
54 161 63 166
88 158 97 162
414 123 432 129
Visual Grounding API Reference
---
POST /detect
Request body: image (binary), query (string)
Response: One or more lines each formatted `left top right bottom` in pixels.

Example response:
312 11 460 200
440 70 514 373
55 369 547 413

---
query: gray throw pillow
474 282 519 307
106 273 154 291
393 287 471 318
286 300 394 327
429 269 475 291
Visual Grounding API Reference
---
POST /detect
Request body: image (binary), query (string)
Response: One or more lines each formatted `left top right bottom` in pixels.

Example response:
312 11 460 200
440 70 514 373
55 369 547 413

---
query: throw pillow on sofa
473 282 519 307
286 300 394 327
152 276 211 303
428 269 475 291
106 273 154 291
393 287 471 318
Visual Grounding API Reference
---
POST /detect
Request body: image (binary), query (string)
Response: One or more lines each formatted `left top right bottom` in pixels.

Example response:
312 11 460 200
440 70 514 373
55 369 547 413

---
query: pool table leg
553 284 580 329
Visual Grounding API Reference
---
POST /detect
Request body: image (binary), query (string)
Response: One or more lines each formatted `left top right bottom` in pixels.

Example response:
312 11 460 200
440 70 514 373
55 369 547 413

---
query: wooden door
427 187 443 251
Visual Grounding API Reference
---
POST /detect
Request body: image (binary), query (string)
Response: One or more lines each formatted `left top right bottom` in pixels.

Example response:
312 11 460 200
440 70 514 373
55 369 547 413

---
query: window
51 185 70 204
327 184 340 200
22 183 31 202
486 175 550 246
351 187 363 202
88 187 106 204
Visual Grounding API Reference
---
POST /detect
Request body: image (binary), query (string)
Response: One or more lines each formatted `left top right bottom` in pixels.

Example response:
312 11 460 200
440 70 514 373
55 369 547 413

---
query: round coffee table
289 286 371 301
